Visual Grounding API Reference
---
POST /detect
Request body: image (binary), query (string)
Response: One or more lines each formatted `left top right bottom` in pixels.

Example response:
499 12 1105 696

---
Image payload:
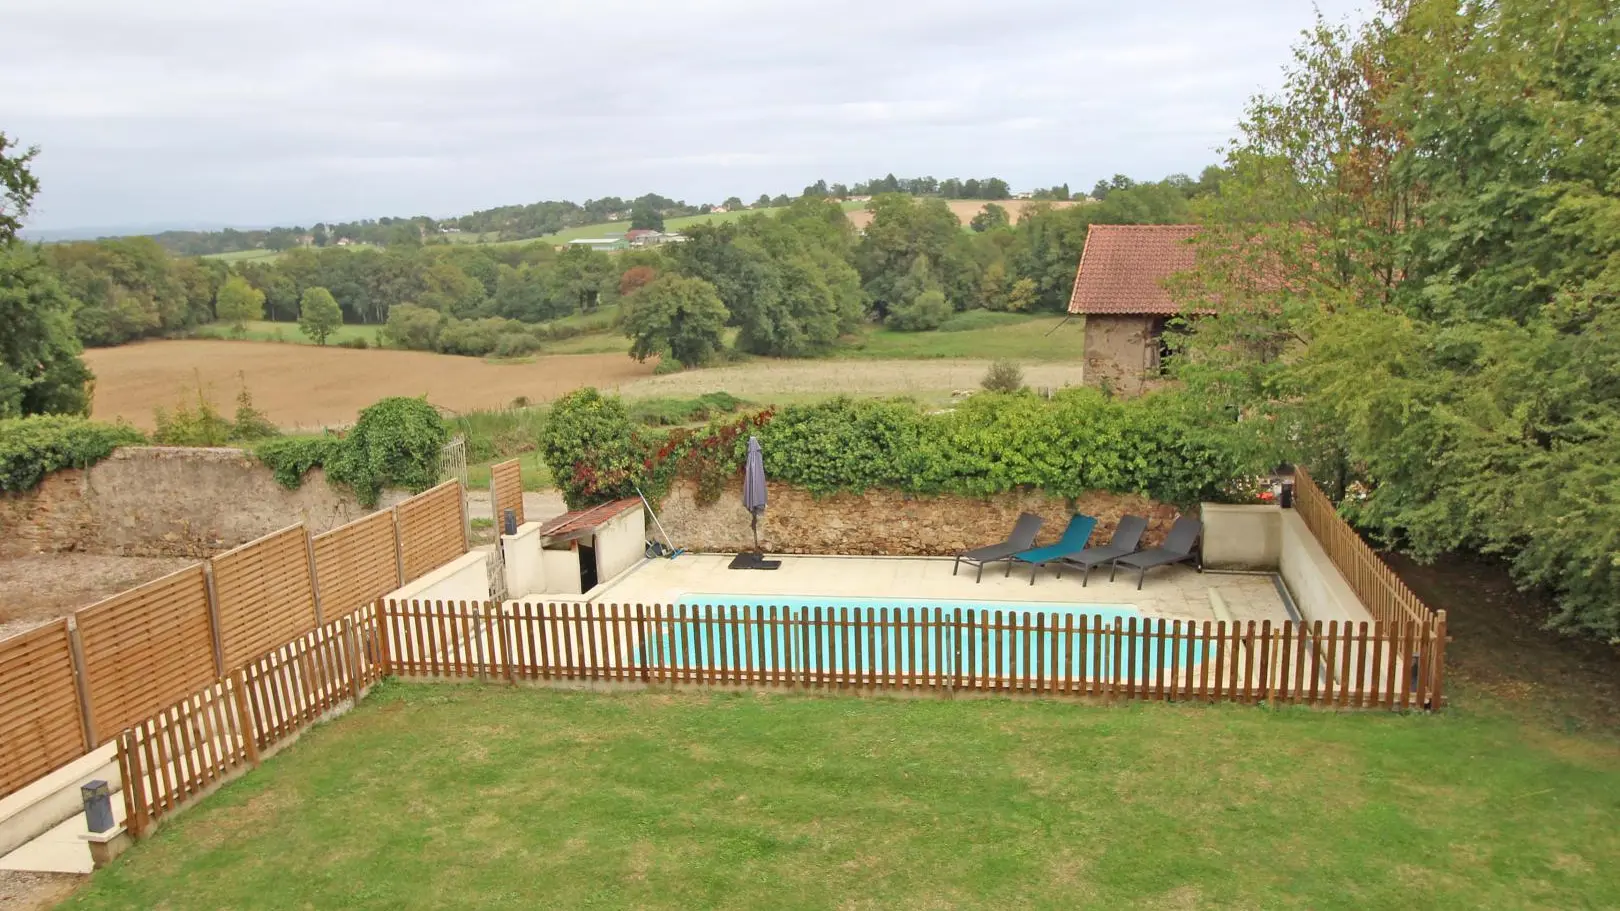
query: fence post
952 608 963 694
473 603 488 683
120 730 151 838
375 599 393 677
204 562 226 676
342 616 362 704
390 508 406 587
65 620 99 750
1428 610 1447 709
305 529 325 627
635 604 649 684
230 667 261 768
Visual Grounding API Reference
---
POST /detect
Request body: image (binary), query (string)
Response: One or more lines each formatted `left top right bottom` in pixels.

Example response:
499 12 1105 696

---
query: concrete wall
1278 511 1369 625
656 480 1181 557
541 547 583 596
0 447 367 559
1083 314 1157 396
385 551 489 604
594 507 646 583
501 522 547 599
1200 504 1282 570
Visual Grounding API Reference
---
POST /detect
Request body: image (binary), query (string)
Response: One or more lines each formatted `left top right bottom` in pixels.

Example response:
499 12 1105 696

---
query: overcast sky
5 0 1366 232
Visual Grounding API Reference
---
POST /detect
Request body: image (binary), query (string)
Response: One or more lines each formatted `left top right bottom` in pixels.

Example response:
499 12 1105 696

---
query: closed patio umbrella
742 435 767 552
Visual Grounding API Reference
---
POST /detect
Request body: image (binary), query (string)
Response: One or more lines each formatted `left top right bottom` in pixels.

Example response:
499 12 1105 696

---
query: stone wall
1082 313 1156 396
0 447 367 558
655 479 1183 557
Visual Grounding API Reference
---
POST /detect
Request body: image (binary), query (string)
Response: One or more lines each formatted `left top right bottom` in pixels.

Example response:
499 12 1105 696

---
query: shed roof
1067 224 1199 315
538 498 644 541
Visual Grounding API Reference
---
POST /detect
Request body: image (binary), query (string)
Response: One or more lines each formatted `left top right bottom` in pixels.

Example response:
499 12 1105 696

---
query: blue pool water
643 594 1208 681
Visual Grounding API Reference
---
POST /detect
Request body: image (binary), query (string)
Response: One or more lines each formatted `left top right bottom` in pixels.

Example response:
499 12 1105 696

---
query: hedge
0 415 147 492
544 387 1264 509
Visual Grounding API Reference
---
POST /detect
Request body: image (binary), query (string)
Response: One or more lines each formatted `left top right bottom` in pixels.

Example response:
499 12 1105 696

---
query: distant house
439 226 462 234
1068 224 1200 395
335 237 353 246
625 228 660 246
710 205 729 214
568 237 628 252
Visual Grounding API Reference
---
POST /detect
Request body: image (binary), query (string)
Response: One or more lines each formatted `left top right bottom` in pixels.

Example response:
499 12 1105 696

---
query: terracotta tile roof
1067 224 1200 315
537 497 643 540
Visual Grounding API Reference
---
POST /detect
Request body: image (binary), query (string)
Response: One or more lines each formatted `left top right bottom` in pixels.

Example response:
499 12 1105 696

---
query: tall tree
0 246 93 417
629 199 664 231
215 275 265 336
298 286 343 344
970 203 1010 233
0 133 39 246
623 275 729 367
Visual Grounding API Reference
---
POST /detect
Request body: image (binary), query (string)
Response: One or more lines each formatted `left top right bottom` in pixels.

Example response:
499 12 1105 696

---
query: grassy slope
63 684 1620 911
190 320 381 346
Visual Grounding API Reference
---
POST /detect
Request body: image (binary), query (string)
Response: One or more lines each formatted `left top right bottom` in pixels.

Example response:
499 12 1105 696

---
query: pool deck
581 553 1293 624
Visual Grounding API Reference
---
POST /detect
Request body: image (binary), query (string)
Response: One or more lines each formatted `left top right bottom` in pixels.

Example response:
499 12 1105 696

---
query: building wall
385 551 489 605
1200 504 1282 570
655 480 1182 557
1082 314 1157 396
1278 511 1371 625
594 507 647 584
0 447 367 559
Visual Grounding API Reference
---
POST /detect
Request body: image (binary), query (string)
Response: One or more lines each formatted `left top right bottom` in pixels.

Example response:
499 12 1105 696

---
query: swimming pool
645 594 1208 682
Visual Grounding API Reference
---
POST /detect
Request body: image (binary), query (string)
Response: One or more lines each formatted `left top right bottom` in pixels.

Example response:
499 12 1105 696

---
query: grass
465 200 869 248
838 313 1083 361
189 320 382 347
465 450 551 491
63 683 1620 910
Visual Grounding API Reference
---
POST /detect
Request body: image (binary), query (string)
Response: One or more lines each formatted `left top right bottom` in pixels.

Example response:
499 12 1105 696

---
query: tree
623 274 729 368
0 246 93 417
214 275 265 336
298 286 343 344
0 132 40 246
1171 0 1620 639
887 289 950 332
618 265 657 297
629 199 664 231
970 203 1010 233
723 196 744 211
771 194 791 208
754 194 773 209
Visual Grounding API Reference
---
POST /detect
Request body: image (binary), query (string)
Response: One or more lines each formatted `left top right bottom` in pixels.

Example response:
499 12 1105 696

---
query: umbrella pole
751 512 760 552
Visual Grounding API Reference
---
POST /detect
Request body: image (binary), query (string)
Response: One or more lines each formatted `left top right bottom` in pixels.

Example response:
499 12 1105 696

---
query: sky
5 0 1368 232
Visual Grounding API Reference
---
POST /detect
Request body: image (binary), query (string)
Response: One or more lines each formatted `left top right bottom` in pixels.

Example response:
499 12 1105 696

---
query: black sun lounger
953 512 1044 582
1111 516 1203 590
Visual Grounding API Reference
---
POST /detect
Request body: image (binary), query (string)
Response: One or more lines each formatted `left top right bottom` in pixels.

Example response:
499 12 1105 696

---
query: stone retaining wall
655 479 1182 557
0 447 366 558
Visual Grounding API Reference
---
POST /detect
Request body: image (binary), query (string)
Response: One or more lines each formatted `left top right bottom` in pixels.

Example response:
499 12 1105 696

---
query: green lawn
190 320 381 346
64 684 1620 910
839 313 1083 361
465 450 551 491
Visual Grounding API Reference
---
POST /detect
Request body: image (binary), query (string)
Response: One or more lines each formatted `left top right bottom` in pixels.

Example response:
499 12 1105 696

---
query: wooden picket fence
1293 466 1433 628
381 600 1446 710
118 604 384 837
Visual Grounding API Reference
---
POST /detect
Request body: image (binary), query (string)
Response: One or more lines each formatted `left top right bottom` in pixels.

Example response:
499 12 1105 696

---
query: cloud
1 0 1369 230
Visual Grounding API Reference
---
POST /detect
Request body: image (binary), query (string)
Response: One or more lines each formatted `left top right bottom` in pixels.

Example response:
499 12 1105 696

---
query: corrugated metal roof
538 498 644 540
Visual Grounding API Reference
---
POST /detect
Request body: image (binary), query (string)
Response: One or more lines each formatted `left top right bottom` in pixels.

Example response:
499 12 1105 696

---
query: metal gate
438 436 470 546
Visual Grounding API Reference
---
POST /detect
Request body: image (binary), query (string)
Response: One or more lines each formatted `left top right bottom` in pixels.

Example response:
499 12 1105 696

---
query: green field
839 313 1083 361
189 320 382 346
463 200 869 249
62 684 1620 910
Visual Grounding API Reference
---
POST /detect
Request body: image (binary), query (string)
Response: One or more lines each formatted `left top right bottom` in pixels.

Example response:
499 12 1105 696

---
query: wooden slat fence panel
313 511 399 620
213 525 319 669
0 621 86 800
75 564 216 742
396 481 466 583
490 459 525 528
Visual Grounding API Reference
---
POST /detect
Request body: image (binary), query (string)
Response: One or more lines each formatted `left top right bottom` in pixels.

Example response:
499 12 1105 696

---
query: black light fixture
1272 463 1297 508
81 779 114 833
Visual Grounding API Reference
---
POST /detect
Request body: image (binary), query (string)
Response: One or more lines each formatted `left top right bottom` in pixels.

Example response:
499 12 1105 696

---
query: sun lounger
1009 514 1098 584
1056 515 1149 587
953 512 1044 582
1111 516 1203 590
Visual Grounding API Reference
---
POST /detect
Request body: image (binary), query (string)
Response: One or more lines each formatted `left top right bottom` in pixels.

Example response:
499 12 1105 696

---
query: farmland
82 341 654 430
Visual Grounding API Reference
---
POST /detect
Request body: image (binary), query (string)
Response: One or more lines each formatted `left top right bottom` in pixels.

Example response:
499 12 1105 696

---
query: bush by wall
0 415 147 492
253 397 448 507
544 387 1262 510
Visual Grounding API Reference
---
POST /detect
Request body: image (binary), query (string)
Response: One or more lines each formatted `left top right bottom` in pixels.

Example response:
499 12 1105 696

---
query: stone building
1068 224 1199 395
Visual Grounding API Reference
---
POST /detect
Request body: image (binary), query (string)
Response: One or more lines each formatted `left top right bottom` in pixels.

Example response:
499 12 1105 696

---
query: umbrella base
728 552 781 571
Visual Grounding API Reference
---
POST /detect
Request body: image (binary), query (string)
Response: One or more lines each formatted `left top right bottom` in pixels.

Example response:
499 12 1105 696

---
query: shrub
539 388 643 509
886 289 951 332
0 415 146 492
337 336 369 350
981 359 1024 394
626 392 745 426
327 397 448 506
254 435 344 488
151 376 278 445
493 331 540 359
382 304 443 351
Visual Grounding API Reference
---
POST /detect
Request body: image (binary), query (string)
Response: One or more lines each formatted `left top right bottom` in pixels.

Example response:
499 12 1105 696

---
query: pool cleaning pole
634 484 678 556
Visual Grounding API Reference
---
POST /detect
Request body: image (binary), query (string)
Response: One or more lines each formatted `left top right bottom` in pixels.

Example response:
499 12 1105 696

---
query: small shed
532 498 647 595
1068 224 1199 395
